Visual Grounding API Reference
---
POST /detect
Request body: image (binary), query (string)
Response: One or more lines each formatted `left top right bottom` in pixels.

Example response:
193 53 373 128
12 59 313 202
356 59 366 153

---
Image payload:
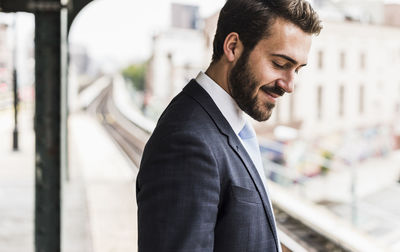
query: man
137 0 322 251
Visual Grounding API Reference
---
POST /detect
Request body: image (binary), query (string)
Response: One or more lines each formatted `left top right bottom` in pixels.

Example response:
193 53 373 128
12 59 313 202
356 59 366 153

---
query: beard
228 49 277 122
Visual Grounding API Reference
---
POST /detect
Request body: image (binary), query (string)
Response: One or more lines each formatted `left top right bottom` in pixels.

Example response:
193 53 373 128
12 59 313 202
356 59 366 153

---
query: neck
205 60 231 96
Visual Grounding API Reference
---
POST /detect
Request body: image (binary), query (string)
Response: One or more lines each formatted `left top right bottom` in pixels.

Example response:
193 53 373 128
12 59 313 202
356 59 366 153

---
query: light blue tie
239 122 281 252
238 122 265 178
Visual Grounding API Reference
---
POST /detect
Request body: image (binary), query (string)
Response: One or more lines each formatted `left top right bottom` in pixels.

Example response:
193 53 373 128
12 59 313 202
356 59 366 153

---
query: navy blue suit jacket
136 80 279 252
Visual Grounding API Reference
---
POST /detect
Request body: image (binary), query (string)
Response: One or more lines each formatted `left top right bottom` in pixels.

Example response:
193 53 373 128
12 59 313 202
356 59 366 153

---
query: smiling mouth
261 85 283 99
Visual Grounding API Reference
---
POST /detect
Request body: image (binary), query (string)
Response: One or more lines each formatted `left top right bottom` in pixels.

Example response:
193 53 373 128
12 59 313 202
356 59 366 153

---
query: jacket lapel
183 80 279 247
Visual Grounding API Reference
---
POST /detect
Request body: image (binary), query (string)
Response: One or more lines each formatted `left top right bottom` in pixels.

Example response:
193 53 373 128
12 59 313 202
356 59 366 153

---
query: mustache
261 85 286 96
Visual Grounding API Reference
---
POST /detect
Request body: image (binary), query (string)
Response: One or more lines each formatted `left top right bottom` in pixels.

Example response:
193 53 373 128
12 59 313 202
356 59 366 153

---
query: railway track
87 84 149 169
275 207 350 252
87 82 353 252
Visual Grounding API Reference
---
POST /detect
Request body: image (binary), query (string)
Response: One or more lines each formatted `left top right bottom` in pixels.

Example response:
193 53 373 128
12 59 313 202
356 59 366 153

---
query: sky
69 0 226 67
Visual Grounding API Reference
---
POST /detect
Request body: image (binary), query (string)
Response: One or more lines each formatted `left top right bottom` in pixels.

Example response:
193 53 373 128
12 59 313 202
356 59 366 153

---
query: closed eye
273 61 303 74
273 61 292 70
272 61 284 69
272 61 288 69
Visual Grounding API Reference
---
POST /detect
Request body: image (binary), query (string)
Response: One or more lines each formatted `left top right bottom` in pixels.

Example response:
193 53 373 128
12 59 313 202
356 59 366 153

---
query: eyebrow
271 53 307 67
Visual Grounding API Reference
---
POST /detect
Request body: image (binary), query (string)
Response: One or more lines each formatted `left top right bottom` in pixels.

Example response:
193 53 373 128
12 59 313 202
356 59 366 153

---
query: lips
261 85 282 98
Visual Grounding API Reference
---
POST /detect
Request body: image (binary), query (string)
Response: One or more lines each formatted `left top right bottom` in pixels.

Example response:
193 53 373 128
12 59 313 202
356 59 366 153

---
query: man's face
228 18 312 121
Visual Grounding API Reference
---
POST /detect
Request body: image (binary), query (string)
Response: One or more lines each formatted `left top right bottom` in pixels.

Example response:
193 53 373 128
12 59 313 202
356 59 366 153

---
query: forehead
254 18 312 64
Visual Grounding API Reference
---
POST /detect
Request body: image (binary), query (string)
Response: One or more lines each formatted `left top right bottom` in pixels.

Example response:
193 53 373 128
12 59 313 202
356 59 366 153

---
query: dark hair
211 0 322 62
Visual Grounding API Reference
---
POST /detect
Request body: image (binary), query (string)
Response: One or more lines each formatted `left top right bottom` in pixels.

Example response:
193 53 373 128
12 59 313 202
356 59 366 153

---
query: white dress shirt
195 71 246 135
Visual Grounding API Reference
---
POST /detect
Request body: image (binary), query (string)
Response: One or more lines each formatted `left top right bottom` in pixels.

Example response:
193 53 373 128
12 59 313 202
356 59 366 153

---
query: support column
34 4 61 252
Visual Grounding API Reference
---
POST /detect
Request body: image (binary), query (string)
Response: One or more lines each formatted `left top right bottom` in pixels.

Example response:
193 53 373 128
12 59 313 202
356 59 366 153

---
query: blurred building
15 14 35 103
171 3 200 30
0 22 12 93
384 4 400 26
312 0 384 24
147 4 206 106
287 21 400 140
0 13 35 104
147 29 205 106
70 45 89 75
0 16 13 109
202 11 219 66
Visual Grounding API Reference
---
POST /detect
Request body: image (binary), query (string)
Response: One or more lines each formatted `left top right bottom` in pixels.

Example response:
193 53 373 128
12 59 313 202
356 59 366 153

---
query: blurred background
0 0 400 251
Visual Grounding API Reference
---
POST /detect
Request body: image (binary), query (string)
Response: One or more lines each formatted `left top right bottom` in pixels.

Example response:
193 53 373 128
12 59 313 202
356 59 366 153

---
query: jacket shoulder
155 91 215 135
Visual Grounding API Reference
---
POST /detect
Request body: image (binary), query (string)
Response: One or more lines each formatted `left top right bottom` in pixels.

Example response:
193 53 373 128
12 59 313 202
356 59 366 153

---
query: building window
318 50 324 69
360 53 366 70
317 86 323 120
340 51 346 70
359 85 364 114
339 85 345 117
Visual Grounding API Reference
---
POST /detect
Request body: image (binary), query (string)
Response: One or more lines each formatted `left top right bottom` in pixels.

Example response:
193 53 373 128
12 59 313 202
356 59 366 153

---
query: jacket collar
183 79 279 248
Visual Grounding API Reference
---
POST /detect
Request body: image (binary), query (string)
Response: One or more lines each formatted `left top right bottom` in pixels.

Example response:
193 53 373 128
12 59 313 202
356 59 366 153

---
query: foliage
122 62 147 91
320 150 334 175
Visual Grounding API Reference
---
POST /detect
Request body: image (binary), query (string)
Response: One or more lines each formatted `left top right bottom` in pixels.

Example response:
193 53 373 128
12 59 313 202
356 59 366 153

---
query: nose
276 71 295 93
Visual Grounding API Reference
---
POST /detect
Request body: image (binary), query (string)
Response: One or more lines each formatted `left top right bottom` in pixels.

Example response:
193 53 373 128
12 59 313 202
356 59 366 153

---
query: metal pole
61 1 69 181
34 3 61 251
12 13 19 151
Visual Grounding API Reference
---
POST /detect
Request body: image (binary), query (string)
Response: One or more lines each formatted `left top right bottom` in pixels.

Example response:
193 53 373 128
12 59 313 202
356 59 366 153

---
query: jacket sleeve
136 130 220 252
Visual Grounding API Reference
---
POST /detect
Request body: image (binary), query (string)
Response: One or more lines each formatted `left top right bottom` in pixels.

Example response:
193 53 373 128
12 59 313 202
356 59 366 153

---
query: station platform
0 106 138 252
0 106 35 252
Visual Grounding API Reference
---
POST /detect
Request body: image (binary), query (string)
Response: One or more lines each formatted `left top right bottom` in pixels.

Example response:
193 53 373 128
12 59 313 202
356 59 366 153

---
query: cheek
250 60 275 86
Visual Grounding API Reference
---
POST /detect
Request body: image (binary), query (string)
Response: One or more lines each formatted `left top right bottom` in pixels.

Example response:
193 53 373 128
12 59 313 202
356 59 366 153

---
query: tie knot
238 122 255 140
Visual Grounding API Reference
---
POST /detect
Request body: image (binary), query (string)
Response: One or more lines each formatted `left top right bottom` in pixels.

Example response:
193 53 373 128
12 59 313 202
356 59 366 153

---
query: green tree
122 62 147 91
320 150 333 175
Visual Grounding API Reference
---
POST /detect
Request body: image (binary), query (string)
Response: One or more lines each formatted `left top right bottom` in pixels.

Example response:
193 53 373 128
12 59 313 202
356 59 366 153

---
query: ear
223 32 243 62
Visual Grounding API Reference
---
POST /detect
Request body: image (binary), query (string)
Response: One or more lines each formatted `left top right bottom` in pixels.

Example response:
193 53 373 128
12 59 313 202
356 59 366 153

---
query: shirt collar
195 71 245 135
